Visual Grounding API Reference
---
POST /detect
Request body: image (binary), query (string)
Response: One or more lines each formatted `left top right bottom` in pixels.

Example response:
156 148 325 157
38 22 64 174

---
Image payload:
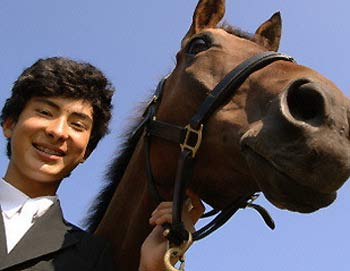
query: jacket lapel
0 206 8 260
0 200 81 270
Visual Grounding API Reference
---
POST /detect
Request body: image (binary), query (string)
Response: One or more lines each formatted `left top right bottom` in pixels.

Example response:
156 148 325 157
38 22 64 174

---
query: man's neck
2 176 59 198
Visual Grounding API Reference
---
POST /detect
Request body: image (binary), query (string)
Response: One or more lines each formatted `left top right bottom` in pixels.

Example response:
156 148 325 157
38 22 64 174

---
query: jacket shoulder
62 222 117 270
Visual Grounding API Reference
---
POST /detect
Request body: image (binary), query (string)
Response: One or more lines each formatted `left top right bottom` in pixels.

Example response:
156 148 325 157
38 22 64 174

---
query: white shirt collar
0 178 57 219
0 178 29 218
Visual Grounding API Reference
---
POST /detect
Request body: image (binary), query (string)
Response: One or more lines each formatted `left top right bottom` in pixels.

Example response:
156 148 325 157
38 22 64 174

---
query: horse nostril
285 81 326 127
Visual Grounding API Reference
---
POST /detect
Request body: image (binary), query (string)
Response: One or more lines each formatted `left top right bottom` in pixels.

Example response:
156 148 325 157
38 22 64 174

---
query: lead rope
164 231 193 271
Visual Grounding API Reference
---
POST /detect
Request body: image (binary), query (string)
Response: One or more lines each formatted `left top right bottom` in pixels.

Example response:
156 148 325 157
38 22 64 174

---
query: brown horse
86 0 350 270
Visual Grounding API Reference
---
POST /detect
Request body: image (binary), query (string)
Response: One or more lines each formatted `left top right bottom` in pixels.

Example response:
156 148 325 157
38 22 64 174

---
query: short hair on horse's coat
84 24 258 233
1 57 114 158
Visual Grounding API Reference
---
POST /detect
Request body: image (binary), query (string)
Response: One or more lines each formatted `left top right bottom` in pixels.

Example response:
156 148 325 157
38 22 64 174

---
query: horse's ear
254 12 282 51
181 0 225 47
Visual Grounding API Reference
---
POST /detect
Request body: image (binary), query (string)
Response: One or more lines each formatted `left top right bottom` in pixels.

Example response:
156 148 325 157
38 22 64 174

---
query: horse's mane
84 23 255 233
84 103 148 232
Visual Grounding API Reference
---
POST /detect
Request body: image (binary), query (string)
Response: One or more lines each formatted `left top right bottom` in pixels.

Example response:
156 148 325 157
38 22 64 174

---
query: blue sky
1 1 349 270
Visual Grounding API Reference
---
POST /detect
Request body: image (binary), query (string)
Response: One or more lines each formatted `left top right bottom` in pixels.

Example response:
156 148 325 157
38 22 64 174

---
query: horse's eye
186 37 210 55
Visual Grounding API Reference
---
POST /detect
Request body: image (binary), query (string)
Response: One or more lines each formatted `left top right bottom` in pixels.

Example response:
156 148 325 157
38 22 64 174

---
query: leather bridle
131 51 295 245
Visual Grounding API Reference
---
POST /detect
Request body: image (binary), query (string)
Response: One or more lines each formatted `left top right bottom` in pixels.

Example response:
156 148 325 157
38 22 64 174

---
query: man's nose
45 118 69 141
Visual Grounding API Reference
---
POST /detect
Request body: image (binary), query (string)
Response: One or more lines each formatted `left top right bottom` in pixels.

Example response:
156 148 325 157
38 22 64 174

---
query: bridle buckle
180 124 203 158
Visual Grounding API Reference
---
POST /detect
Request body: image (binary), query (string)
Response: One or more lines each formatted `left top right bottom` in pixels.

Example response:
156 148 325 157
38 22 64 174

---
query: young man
0 57 203 271
0 57 116 270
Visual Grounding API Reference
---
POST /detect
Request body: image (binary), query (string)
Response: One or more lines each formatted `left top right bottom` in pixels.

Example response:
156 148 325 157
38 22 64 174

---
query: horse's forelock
219 22 255 41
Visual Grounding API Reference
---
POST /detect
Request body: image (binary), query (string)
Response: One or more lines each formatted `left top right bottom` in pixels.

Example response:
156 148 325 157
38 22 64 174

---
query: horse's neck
95 140 156 271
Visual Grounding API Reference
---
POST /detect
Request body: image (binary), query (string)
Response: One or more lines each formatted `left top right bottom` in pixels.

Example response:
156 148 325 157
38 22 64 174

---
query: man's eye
71 122 86 131
36 109 52 116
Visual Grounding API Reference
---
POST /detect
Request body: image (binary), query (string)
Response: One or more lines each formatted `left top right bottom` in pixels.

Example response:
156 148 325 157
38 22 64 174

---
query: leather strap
190 52 294 129
147 120 186 144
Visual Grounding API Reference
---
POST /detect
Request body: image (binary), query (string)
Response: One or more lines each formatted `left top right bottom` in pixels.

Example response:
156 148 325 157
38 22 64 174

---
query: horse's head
153 0 350 213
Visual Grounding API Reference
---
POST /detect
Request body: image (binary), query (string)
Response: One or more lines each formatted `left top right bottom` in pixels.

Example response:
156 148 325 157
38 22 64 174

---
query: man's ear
2 118 16 139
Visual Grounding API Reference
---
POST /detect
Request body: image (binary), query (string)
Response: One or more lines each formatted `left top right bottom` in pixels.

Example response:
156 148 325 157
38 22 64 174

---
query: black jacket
0 201 116 271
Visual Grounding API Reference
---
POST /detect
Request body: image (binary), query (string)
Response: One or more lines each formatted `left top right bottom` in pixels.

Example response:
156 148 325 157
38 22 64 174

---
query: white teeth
35 145 64 156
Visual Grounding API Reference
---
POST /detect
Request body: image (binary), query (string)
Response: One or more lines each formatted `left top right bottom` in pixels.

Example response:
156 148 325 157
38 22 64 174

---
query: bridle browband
132 51 295 245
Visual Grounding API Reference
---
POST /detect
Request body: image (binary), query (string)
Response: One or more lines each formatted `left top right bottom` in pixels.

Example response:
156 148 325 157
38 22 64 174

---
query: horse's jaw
241 142 337 213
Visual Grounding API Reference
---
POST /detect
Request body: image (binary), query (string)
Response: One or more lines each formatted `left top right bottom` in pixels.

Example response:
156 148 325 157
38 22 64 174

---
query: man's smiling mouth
33 143 65 157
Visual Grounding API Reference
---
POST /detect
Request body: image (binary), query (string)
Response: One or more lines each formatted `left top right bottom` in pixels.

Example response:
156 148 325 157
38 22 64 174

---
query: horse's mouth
240 143 336 213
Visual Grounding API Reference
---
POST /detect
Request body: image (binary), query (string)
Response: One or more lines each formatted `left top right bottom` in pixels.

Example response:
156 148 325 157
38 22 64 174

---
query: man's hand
139 192 204 271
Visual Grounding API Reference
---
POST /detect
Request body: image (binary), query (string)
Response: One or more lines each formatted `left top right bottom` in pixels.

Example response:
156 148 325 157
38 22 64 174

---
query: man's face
2 96 93 196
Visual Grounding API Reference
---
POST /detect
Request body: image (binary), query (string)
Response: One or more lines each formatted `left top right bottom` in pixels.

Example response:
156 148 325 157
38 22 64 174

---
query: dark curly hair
1 57 115 157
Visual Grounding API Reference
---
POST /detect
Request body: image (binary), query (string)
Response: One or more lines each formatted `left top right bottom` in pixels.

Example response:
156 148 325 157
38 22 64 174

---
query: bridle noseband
132 51 295 245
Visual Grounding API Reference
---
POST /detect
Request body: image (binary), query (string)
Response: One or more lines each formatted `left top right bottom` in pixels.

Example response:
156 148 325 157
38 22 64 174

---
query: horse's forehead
203 28 228 36
195 28 261 58
199 28 242 44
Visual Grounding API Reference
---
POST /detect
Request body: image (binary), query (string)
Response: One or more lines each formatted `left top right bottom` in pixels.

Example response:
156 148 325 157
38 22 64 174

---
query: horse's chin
196 186 246 211
241 145 336 213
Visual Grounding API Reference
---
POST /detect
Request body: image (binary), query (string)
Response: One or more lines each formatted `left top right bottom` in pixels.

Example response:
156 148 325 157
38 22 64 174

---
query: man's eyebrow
71 111 93 122
32 97 93 122
33 97 60 110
